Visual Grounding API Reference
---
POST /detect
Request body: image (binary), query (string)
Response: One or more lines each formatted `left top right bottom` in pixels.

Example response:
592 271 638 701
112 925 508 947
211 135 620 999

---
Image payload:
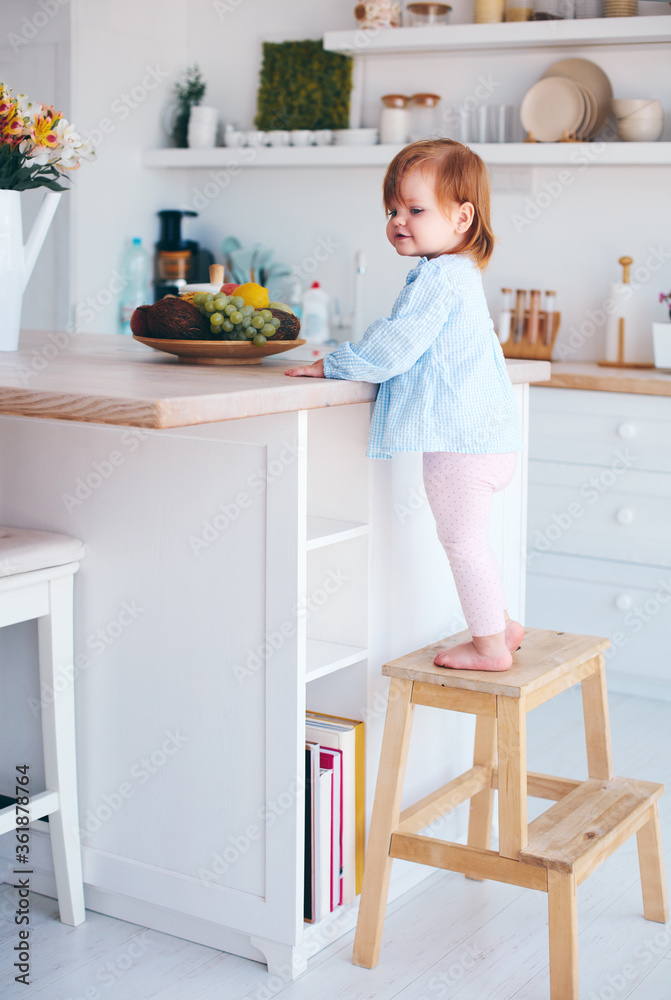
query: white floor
1 688 669 1000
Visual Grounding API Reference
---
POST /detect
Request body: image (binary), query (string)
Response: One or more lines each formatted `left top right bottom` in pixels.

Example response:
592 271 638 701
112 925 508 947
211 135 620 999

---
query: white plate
541 58 613 136
521 77 585 142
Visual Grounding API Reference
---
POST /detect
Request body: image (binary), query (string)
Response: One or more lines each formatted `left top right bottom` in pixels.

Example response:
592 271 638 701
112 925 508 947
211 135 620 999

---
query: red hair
383 139 495 269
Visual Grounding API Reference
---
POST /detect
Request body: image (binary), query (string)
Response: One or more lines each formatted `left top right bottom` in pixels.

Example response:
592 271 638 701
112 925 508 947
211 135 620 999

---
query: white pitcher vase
0 189 62 351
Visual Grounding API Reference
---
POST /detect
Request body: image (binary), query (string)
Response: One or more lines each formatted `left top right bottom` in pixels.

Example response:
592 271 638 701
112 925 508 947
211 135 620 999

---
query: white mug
223 130 246 147
290 130 315 146
267 130 290 147
313 129 333 146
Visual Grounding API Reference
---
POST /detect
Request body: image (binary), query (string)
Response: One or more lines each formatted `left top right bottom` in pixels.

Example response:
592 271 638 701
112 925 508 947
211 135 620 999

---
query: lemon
235 282 270 310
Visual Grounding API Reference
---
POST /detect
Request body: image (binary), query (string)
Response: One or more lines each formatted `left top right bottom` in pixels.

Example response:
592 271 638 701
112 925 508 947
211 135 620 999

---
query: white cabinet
527 386 671 700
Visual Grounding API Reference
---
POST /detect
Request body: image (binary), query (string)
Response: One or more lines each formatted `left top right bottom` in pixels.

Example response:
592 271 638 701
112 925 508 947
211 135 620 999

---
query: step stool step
521 776 664 882
382 628 609 698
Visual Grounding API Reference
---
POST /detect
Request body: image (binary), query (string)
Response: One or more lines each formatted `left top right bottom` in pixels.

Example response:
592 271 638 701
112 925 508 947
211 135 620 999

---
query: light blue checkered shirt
322 253 523 461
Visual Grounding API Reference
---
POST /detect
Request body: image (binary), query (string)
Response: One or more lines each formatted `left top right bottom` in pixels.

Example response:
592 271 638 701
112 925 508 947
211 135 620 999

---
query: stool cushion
0 526 85 577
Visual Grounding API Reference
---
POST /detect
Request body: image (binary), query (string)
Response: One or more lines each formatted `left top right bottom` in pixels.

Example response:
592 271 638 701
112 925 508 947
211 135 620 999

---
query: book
317 767 333 921
303 741 320 922
319 747 342 910
306 711 365 903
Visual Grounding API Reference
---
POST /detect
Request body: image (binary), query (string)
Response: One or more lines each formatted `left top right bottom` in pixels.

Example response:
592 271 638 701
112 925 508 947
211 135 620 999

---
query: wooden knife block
500 310 561 360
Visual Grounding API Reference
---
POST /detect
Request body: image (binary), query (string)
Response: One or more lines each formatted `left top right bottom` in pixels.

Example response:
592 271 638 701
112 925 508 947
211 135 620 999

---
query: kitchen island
0 331 549 976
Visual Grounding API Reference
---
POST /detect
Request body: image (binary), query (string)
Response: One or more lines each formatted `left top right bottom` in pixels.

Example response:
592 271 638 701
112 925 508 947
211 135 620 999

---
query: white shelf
306 638 368 682
306 517 369 550
143 142 671 169
323 15 671 56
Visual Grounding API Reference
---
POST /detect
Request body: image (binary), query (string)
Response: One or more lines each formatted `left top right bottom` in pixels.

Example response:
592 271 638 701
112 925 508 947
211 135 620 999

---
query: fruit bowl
132 335 306 365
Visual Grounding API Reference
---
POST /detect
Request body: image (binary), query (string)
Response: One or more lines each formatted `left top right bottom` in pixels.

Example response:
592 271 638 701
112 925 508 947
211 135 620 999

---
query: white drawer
530 387 671 473
528 460 671 567
527 553 671 684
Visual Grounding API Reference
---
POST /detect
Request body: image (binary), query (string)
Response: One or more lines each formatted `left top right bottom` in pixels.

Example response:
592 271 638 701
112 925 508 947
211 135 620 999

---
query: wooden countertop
0 330 551 429
533 362 671 397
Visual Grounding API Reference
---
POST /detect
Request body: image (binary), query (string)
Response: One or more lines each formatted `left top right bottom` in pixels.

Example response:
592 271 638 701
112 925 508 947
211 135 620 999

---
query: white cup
267 130 290 147
290 129 315 146
313 129 333 145
223 130 246 147
187 106 219 148
245 130 268 147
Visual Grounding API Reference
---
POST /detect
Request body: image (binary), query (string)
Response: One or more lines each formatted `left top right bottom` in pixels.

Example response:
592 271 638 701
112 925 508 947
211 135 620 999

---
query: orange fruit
235 282 269 309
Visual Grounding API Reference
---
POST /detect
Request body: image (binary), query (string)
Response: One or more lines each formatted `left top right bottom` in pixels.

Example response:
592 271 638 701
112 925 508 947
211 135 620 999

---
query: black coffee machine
154 210 214 301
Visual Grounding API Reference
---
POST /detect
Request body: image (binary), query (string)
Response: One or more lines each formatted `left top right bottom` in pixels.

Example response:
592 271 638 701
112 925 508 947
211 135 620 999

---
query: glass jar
505 0 532 19
409 93 441 141
532 0 575 17
354 1 401 28
380 94 411 144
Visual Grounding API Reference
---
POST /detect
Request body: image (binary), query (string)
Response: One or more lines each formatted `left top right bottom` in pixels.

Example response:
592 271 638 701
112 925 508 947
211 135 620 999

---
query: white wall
11 0 671 357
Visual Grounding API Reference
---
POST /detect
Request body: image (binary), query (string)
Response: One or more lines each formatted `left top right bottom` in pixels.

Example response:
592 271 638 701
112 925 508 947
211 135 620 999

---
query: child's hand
285 359 325 378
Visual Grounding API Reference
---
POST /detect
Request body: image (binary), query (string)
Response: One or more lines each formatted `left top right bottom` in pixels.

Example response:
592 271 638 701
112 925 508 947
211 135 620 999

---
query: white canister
380 94 410 145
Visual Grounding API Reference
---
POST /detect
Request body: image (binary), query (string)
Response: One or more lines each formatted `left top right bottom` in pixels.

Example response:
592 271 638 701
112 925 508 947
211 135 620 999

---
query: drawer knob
617 422 636 439
616 507 634 525
615 594 632 611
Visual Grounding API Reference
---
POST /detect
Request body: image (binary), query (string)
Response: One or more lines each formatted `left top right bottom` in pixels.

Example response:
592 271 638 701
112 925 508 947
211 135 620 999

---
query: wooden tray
500 311 560 361
133 336 306 365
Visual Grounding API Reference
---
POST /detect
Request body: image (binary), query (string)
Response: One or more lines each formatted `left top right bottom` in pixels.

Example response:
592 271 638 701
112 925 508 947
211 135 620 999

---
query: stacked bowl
520 58 612 142
612 100 664 142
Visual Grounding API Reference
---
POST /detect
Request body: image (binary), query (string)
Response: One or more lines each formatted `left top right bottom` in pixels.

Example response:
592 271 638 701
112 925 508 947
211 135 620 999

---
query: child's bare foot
434 636 512 672
504 619 525 653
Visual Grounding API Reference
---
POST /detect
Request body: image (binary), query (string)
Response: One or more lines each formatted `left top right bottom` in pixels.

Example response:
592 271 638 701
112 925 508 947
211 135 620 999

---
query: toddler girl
286 139 524 671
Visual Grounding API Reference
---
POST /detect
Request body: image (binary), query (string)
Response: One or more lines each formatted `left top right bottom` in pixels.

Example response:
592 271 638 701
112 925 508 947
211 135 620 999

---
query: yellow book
306 711 365 900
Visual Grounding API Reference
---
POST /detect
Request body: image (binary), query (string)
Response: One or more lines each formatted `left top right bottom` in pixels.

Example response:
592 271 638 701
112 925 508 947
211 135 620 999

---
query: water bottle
301 281 330 344
119 238 151 335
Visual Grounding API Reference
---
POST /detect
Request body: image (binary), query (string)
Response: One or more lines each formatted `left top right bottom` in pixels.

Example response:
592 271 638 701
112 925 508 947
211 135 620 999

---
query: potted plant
0 83 95 350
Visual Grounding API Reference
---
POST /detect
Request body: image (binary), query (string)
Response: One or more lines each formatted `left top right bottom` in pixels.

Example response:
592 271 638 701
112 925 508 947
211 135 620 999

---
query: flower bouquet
0 82 95 191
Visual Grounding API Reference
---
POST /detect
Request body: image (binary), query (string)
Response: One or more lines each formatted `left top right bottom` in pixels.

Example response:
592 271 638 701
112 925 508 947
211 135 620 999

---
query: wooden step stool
352 628 668 1000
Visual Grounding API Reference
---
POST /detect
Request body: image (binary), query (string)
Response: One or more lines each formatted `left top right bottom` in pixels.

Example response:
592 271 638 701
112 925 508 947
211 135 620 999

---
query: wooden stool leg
466 714 497 878
637 803 669 923
581 654 614 780
38 576 85 926
497 695 527 859
352 677 414 969
548 870 579 1000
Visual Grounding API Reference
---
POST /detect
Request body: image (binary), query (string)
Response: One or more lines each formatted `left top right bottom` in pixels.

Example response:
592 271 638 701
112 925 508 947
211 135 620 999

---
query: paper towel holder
598 256 654 370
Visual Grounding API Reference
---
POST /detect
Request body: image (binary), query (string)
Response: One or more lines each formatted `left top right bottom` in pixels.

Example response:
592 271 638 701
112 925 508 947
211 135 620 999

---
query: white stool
0 526 86 925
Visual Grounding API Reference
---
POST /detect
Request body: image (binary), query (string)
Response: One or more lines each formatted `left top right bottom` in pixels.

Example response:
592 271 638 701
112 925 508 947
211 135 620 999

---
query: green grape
213 296 226 311
260 309 272 321
204 293 215 302
236 328 248 340
245 327 256 339
270 317 281 328
204 300 216 313
262 324 275 336
231 296 245 309
230 310 243 325
241 316 252 328
251 315 265 330
210 312 224 326
224 304 236 316
193 293 206 306
222 319 234 332
241 304 254 317
253 334 267 347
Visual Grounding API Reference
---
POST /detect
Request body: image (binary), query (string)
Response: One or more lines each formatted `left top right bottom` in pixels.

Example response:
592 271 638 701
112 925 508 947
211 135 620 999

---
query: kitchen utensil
541 58 613 136
521 76 585 141
290 130 315 146
527 289 541 344
514 289 526 342
132 336 306 365
543 290 556 345
616 117 664 141
405 3 452 25
599 256 654 368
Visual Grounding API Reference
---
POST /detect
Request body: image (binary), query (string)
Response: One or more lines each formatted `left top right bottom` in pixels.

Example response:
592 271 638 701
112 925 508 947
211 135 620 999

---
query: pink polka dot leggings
423 451 519 638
